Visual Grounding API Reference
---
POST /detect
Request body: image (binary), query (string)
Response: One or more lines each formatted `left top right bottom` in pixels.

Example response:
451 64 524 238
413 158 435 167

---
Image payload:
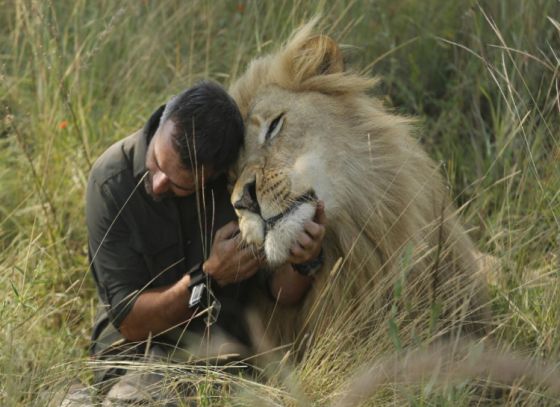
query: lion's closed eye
260 113 285 144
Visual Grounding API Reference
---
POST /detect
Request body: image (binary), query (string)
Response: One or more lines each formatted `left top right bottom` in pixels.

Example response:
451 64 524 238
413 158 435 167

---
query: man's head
144 81 244 200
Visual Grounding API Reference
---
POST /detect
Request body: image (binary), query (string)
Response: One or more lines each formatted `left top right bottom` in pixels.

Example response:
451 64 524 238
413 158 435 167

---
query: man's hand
288 201 327 265
269 202 327 305
203 221 264 286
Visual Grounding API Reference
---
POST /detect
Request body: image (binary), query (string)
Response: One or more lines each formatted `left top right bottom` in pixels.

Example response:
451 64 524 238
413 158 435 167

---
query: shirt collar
132 104 166 179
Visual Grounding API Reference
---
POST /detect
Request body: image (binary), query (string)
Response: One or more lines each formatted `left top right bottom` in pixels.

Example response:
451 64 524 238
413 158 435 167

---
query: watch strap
292 248 324 277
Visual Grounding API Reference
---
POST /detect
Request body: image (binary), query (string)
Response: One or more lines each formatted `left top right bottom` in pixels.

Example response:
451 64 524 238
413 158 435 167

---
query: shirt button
186 240 192 246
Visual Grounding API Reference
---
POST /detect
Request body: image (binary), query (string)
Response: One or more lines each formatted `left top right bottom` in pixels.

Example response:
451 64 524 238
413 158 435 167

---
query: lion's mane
229 21 489 354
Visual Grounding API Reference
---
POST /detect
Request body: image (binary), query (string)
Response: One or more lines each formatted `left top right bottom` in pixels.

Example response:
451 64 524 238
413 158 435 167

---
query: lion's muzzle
263 189 317 231
232 170 318 266
233 179 260 214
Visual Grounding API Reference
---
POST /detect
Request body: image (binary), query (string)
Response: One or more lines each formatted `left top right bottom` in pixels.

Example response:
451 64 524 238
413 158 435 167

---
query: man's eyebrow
153 153 194 191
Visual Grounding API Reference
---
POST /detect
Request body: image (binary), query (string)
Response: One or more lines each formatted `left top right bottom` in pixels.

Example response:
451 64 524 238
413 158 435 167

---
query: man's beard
144 172 174 201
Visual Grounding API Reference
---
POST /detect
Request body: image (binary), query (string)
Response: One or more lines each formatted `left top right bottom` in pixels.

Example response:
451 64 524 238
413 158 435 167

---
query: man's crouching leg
100 343 195 407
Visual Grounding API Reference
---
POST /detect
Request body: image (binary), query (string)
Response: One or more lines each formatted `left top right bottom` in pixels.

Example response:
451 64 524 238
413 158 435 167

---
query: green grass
1 0 559 405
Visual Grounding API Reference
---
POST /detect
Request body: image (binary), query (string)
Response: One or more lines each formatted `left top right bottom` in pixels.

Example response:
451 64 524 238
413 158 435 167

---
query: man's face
144 119 214 200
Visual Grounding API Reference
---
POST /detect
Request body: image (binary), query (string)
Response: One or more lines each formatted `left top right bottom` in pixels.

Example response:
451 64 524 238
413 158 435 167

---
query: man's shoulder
89 131 140 188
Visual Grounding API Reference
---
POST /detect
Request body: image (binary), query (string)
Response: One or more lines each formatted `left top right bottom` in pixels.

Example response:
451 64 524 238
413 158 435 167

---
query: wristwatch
186 262 221 325
292 248 324 277
186 262 205 307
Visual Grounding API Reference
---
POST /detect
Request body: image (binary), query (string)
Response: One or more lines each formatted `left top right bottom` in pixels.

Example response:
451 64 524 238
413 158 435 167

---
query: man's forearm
119 274 193 341
269 264 312 305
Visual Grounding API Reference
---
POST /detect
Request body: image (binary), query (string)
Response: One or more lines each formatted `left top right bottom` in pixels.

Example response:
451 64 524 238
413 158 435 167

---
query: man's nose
152 171 169 195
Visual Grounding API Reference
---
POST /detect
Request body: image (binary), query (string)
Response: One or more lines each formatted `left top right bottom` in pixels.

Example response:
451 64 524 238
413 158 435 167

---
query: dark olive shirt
86 108 252 355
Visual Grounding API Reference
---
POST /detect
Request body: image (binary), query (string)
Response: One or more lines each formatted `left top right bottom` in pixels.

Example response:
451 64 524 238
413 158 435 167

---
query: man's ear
290 35 344 82
144 104 166 138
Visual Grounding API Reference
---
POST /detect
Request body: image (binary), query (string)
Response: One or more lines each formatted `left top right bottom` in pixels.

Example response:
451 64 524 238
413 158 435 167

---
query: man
85 81 326 404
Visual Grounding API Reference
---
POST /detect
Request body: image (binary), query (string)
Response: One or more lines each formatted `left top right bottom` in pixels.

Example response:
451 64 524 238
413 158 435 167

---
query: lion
228 21 490 353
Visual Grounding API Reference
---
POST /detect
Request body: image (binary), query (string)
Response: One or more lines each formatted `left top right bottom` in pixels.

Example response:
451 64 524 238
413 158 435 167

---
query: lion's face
231 86 338 266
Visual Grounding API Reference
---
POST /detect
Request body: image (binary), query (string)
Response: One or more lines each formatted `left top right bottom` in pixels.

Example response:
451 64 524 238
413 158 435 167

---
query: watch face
189 283 206 308
188 282 222 326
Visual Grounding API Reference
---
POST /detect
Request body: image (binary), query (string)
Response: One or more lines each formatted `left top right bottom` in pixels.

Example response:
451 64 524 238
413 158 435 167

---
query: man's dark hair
159 81 244 173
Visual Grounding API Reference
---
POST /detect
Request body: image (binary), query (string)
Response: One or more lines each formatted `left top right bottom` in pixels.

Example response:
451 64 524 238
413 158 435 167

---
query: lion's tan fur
230 21 490 352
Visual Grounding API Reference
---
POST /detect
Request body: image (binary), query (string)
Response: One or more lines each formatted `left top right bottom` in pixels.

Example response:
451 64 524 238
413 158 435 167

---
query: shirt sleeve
86 175 151 329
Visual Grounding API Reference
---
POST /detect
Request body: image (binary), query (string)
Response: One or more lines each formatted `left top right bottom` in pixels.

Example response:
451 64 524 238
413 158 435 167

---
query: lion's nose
233 180 260 213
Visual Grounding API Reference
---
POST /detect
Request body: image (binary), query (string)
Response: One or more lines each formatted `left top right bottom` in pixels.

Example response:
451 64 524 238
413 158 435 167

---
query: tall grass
0 0 558 405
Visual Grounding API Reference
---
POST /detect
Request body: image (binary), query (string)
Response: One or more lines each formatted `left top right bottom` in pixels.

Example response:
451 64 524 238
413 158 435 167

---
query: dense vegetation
1 0 558 405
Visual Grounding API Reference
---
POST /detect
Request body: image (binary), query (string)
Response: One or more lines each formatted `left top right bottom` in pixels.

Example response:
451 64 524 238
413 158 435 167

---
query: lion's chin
264 202 316 266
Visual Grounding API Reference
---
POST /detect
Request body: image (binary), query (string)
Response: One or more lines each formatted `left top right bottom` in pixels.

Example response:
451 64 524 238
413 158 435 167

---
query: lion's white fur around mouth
265 201 316 266
237 202 316 266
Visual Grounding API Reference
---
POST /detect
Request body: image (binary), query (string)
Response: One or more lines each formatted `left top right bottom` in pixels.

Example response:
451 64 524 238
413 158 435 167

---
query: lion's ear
304 35 344 75
290 35 344 81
